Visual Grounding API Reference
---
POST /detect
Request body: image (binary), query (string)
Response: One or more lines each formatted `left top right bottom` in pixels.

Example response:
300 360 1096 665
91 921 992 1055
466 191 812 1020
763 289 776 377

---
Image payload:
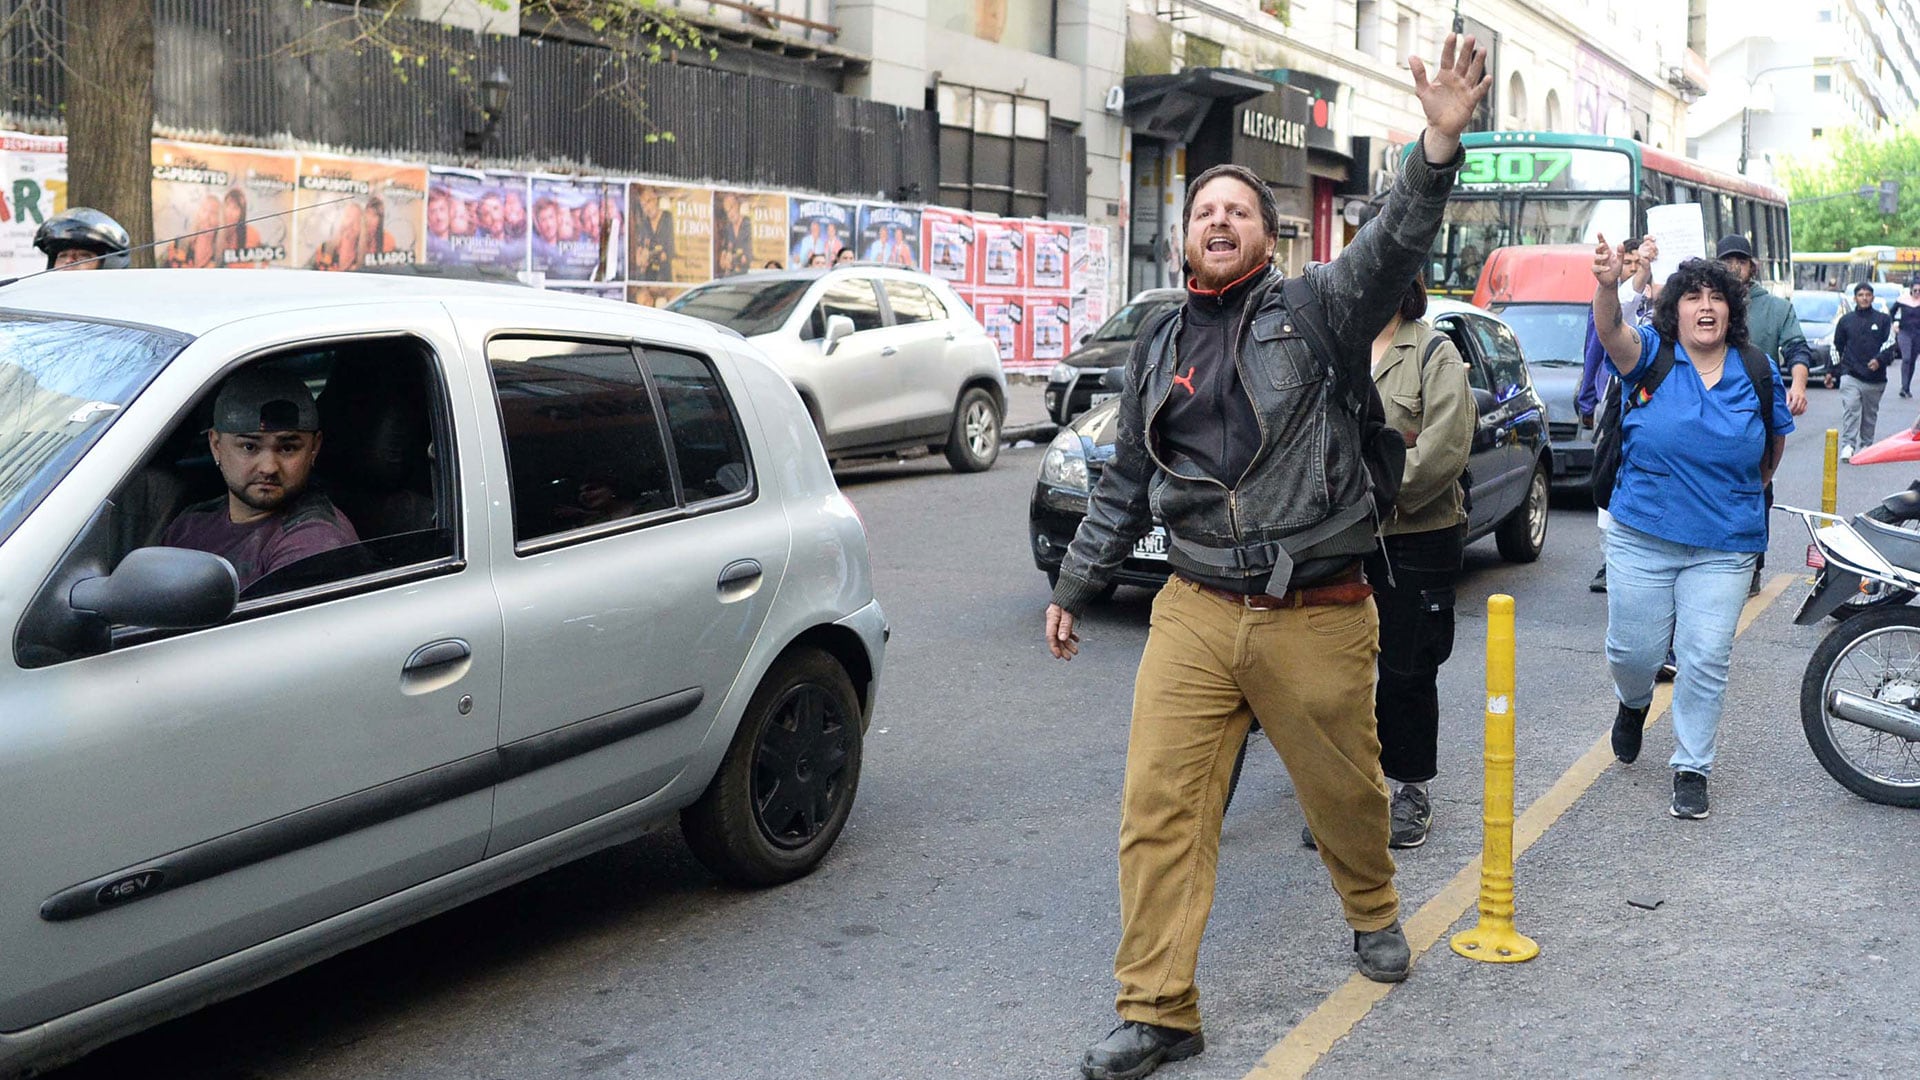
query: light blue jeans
1604 523 1756 774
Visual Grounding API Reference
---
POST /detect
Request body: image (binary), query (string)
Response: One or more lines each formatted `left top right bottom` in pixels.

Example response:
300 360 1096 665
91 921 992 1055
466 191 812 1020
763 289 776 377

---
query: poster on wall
976 219 1025 288
712 190 789 276
1026 221 1071 291
629 181 712 284
292 154 426 271
425 168 529 272
529 176 625 282
856 204 921 268
922 206 975 285
788 196 856 267
971 291 1026 368
1085 225 1112 325
1070 225 1089 288
628 283 690 308
1028 294 1072 362
0 132 66 278
151 141 295 269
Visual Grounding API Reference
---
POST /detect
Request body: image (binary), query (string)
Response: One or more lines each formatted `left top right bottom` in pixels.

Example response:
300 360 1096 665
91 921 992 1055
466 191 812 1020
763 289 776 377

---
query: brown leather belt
1180 566 1372 610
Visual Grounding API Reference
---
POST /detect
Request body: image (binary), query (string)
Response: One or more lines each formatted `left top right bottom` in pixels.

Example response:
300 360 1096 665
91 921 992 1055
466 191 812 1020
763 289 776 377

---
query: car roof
0 269 700 338
698 265 950 287
1426 296 1503 321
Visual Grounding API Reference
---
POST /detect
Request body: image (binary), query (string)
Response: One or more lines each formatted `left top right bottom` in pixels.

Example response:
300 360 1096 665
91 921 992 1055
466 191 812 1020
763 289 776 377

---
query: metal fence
0 0 938 202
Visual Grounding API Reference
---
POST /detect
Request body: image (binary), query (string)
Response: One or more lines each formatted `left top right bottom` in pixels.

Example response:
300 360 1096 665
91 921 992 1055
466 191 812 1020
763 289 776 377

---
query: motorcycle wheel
1800 607 1920 807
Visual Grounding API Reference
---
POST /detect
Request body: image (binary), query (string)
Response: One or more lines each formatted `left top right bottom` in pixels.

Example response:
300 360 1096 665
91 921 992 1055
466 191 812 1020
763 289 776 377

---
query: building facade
1117 0 1703 292
1689 0 1920 182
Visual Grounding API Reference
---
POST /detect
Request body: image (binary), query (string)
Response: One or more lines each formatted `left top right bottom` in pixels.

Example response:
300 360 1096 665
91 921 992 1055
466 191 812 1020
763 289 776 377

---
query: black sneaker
1656 651 1677 682
1589 565 1608 593
1670 770 1710 819
1749 568 1763 597
1081 1021 1204 1080
1388 785 1432 849
1353 922 1411 982
1612 702 1650 764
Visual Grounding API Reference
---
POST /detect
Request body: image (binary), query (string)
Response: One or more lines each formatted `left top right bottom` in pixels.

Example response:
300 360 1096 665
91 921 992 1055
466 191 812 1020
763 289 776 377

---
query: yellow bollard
1822 428 1840 516
1450 594 1539 964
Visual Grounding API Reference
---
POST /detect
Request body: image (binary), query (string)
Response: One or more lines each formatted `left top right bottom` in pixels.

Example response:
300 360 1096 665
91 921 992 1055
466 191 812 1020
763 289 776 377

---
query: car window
488 338 676 546
1463 316 1526 397
1436 316 1490 392
883 280 943 325
817 278 886 333
643 348 753 504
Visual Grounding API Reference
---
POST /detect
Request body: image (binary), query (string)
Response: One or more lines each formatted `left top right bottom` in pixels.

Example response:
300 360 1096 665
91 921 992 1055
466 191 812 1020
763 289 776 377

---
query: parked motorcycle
1779 489 1920 807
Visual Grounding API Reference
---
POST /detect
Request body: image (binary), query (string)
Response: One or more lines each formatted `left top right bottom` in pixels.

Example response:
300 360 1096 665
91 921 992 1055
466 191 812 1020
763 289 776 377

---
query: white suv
671 267 1008 472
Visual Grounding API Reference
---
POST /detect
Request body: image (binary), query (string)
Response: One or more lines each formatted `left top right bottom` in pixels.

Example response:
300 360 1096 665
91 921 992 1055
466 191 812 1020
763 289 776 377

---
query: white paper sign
1644 203 1706 284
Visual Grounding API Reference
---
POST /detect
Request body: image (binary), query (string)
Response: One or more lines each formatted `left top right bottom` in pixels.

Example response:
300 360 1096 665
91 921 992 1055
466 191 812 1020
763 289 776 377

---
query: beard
1185 235 1271 291
231 478 292 513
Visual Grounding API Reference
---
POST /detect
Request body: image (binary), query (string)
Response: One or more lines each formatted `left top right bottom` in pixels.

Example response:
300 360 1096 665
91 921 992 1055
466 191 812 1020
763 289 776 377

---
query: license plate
1133 527 1169 561
1091 391 1117 406
1807 544 1826 569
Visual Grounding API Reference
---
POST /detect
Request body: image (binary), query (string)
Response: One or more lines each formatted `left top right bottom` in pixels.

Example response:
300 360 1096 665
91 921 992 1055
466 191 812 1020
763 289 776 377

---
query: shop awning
1123 68 1277 144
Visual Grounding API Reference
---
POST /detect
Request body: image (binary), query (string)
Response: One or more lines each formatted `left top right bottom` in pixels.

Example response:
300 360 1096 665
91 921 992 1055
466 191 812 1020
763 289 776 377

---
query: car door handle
404 638 471 672
718 559 763 588
881 346 898 356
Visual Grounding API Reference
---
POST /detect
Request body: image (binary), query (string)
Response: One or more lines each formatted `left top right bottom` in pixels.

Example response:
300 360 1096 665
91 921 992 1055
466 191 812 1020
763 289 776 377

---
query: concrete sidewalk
1002 376 1057 446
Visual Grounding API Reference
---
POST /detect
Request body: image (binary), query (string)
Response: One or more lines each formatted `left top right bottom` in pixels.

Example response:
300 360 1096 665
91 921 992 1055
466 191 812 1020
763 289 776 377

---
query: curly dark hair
1651 257 1750 350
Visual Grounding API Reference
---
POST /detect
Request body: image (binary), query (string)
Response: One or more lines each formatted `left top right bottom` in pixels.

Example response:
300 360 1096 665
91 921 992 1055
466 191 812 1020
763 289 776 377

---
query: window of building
928 0 1055 57
1395 13 1415 66
1816 7 1834 21
936 82 1052 219
1813 127 1826 139
1816 74 1833 92
1355 0 1380 56
488 338 676 546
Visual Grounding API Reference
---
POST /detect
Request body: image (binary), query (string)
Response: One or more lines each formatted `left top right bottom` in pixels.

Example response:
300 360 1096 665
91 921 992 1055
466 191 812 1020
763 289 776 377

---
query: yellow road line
1242 571 1796 1080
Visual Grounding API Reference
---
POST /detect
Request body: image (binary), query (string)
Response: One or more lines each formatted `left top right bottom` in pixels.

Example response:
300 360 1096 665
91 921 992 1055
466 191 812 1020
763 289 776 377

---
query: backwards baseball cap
1714 234 1755 260
212 368 321 434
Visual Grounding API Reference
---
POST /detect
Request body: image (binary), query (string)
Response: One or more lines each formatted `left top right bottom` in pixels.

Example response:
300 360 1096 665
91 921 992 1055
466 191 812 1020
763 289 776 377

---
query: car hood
1527 363 1581 428
1066 397 1125 457
1801 320 1833 342
1064 339 1133 370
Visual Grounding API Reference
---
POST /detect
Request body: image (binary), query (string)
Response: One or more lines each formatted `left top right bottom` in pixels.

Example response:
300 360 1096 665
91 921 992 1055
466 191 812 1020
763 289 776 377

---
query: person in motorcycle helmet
34 207 132 271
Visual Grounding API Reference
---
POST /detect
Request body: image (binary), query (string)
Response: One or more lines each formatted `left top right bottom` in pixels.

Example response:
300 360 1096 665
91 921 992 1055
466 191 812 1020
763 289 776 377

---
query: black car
1031 298 1553 595
1043 289 1183 425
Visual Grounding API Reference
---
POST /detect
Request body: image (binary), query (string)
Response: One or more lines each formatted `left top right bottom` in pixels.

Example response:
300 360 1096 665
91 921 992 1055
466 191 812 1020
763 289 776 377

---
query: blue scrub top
1607 325 1795 553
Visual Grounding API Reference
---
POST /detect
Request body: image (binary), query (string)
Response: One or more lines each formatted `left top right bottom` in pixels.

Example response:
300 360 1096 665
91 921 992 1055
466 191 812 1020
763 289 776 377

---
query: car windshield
1495 303 1589 366
1092 299 1179 342
1793 293 1841 321
667 279 814 337
0 313 187 547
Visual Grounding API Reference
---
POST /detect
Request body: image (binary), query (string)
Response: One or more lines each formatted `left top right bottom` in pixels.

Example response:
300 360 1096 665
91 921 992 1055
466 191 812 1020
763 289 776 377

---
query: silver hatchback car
0 270 885 1076
669 267 1008 472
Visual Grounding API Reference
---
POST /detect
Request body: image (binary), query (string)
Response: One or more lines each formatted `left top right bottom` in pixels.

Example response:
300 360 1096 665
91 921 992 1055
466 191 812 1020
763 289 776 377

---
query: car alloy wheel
1495 461 1549 563
752 683 855 850
945 387 1001 472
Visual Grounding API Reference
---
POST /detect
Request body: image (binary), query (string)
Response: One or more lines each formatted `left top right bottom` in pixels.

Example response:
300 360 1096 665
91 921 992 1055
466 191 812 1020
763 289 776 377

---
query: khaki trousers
1113 575 1401 1032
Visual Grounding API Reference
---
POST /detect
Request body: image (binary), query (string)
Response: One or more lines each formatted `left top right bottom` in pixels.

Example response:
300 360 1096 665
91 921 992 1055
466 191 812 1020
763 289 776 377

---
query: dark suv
1042 289 1182 425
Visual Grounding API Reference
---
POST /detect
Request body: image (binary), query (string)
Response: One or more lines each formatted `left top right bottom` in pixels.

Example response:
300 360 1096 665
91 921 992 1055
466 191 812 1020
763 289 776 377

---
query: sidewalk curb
1003 421 1058 446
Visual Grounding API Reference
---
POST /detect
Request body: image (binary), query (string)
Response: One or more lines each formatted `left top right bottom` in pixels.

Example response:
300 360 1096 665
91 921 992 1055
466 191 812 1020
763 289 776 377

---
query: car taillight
1806 544 1826 569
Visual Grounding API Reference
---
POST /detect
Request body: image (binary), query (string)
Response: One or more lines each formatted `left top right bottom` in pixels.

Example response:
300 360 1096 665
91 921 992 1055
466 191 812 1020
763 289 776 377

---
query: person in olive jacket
1360 277 1475 851
1044 34 1491 1080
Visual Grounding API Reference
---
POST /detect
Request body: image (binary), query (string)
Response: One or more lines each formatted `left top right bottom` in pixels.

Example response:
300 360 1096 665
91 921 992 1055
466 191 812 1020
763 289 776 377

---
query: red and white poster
1028 294 1073 363
921 205 975 285
1026 220 1071 292
972 291 1028 371
976 218 1026 289
0 132 67 278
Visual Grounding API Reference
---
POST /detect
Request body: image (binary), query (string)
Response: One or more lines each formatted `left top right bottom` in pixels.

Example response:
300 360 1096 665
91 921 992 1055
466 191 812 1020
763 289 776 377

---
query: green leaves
1784 123 1920 252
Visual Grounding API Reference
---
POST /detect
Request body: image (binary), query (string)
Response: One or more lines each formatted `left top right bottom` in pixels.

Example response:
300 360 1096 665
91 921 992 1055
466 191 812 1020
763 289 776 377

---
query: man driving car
160 368 358 590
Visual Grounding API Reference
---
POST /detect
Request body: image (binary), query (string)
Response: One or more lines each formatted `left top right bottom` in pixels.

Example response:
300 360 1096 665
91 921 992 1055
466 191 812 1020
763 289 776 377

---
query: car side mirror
1078 333 1093 346
822 314 856 355
1101 365 1127 391
69 547 237 629
1471 387 1500 414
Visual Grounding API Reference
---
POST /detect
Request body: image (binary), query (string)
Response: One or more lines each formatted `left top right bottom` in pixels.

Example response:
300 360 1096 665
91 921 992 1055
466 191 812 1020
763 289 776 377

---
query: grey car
1487 300 1591 493
669 267 1008 472
0 270 885 1076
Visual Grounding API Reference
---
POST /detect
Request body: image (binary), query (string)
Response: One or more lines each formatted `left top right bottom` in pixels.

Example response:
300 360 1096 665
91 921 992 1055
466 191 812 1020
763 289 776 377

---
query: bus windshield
1433 200 1510 290
1516 197 1632 246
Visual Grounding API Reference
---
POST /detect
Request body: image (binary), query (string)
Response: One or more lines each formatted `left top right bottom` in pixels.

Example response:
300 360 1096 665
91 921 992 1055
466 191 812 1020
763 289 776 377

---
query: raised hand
1411 34 1493 161
1592 233 1623 288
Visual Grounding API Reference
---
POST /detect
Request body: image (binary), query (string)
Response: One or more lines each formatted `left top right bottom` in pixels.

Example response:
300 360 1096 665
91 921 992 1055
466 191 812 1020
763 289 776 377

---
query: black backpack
1590 336 1776 509
1281 276 1405 523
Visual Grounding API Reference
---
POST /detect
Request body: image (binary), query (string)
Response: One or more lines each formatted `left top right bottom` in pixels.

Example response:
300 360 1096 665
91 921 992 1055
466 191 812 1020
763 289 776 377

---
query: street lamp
463 66 513 155
1740 58 1854 175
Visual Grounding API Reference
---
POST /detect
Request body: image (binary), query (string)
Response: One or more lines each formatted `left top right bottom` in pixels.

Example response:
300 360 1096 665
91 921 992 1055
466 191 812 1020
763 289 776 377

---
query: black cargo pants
1364 524 1466 784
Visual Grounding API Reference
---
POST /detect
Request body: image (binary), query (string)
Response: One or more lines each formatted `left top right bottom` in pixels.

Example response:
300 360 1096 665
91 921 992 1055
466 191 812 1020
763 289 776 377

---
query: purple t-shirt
161 493 359 591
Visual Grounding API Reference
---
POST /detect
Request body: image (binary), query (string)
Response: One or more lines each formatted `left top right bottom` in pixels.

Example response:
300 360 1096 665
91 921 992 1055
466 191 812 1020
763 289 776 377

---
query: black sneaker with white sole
1670 770 1710 819
1612 702 1650 764
1388 784 1432 849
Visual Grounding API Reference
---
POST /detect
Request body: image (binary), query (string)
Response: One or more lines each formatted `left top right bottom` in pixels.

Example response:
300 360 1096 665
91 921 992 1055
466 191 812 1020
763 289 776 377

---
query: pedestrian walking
1589 248 1792 820
1833 282 1894 460
1894 278 1920 398
1363 277 1476 850
1043 33 1490 1080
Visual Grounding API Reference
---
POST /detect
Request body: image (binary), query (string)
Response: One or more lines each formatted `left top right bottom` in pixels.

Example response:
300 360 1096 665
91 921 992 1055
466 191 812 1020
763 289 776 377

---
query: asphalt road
47 384 1920 1079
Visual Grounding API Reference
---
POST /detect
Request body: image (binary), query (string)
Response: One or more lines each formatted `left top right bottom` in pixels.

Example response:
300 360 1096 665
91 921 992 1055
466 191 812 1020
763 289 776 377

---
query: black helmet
33 207 131 270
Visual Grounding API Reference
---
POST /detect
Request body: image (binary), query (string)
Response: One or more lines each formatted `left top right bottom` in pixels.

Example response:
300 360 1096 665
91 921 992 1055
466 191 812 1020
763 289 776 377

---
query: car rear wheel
945 388 1001 472
1496 460 1549 563
681 647 862 887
